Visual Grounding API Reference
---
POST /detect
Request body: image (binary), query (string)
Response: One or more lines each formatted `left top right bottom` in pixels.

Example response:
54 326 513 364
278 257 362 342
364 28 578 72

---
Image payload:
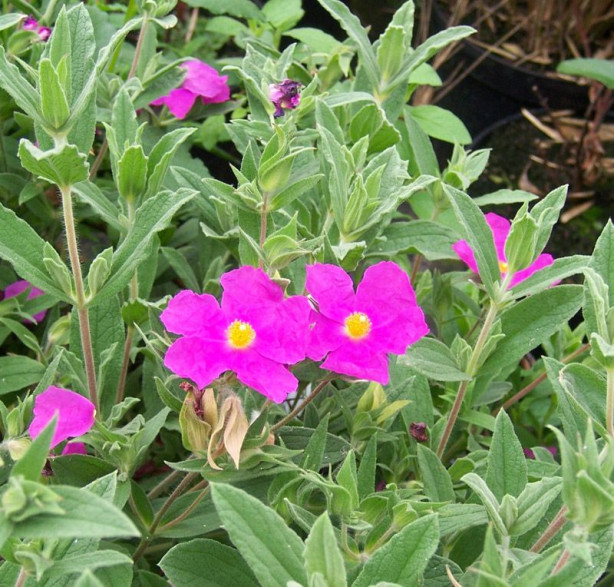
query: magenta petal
159 88 197 119
306 264 356 322
322 343 390 385
164 337 230 389
354 262 428 354
182 60 230 103
306 311 346 361
231 351 298 403
485 213 511 260
4 279 47 322
29 386 95 449
62 442 87 455
452 240 479 274
221 266 283 319
509 253 555 288
255 295 312 364
160 290 225 337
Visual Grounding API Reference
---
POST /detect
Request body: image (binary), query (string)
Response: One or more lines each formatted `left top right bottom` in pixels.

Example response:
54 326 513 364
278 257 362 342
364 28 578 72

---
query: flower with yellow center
344 311 372 340
227 320 256 349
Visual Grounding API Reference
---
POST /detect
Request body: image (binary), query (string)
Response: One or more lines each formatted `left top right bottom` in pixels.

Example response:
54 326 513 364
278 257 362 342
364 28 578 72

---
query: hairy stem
271 376 333 432
437 301 498 458
15 567 28 587
61 185 98 411
530 505 568 553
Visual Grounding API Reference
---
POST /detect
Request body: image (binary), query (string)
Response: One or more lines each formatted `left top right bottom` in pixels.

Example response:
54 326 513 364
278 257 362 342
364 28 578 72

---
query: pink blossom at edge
160 266 311 403
150 60 230 119
4 280 47 323
306 262 429 385
452 212 555 288
29 386 96 449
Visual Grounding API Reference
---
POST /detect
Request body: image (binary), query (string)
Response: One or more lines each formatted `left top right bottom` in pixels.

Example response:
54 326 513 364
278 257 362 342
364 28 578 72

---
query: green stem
133 471 198 562
607 367 614 438
271 376 333 432
127 13 149 79
61 185 99 411
259 196 268 269
437 301 499 458
158 481 210 532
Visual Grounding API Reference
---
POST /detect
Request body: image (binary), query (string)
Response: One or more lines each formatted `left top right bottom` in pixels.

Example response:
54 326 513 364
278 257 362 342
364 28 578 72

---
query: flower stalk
60 185 98 411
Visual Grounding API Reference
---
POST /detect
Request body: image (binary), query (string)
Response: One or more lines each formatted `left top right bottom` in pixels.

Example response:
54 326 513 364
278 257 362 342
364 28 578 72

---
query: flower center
344 312 372 340
499 260 509 274
227 320 256 349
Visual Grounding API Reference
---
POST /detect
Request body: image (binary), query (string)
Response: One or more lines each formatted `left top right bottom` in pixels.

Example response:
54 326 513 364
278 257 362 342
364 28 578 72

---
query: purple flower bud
410 422 429 443
269 79 301 117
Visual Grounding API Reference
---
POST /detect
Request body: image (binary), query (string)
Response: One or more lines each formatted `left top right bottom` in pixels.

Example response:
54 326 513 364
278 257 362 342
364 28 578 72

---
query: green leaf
398 109 439 177
118 145 148 201
357 434 377 500
210 483 307 587
18 141 89 188
284 27 340 53
0 13 25 31
13 485 139 539
161 247 200 292
145 128 195 199
183 0 261 19
444 185 500 299
317 0 379 89
304 514 346 587
38 59 71 130
589 220 614 306
93 189 195 305
336 451 359 511
352 515 439 587
408 105 471 144
557 58 614 90
438 503 488 536
12 417 55 481
473 189 538 206
159 538 259 587
400 337 471 382
262 0 304 29
43 551 133 581
72 181 121 231
485 410 528 500
510 255 589 298
461 473 506 535
0 46 40 120
372 220 459 261
0 356 46 396
510 477 562 536
417 444 455 503
558 363 607 432
478 285 584 383
300 414 330 472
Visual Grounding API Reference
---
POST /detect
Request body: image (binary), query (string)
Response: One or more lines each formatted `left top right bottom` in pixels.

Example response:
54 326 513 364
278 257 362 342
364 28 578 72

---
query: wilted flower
150 59 230 119
269 79 301 117
29 386 96 449
23 16 51 41
452 213 555 288
410 422 429 443
161 266 311 403
306 262 429 385
4 280 47 323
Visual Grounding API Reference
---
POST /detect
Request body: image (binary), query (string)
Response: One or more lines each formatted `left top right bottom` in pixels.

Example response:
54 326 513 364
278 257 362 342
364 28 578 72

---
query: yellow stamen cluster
344 312 372 340
227 320 256 349
499 260 509 274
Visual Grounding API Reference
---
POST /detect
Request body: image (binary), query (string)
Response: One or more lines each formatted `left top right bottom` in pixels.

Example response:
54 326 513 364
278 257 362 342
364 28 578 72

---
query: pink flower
22 16 51 41
61 442 87 456
452 213 555 288
161 266 311 403
269 79 301 117
150 59 230 119
29 386 96 449
306 262 429 385
4 280 46 323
